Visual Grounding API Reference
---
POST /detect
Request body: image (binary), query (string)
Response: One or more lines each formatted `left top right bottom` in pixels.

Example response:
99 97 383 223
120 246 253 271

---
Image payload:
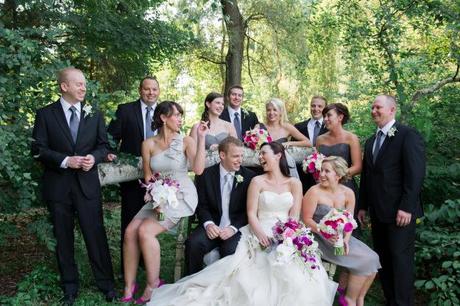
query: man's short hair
311 95 328 105
57 67 82 85
139 76 159 89
227 85 244 96
218 136 243 153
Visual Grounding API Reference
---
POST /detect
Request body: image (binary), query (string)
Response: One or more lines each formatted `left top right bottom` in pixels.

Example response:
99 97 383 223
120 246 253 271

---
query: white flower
235 174 244 187
387 126 397 137
82 104 93 118
275 243 295 264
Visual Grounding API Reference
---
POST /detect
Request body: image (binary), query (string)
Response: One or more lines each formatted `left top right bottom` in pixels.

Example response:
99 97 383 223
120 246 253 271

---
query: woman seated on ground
190 92 237 150
302 156 380 306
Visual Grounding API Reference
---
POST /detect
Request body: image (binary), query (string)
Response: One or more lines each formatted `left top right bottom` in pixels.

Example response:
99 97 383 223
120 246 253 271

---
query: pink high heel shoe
337 287 348 306
135 279 165 304
120 282 138 303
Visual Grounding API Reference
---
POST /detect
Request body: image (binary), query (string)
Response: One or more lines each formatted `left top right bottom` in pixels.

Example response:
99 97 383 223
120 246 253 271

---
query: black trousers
48 175 114 295
371 218 416 306
119 180 145 272
184 227 241 276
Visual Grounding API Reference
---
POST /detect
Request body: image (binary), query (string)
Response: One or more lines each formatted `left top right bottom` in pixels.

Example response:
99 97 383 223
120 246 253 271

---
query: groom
31 67 115 305
358 95 425 306
185 136 255 275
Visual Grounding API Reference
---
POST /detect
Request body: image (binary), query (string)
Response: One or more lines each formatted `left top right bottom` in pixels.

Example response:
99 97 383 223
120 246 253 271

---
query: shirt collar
228 106 241 118
219 164 235 180
140 99 157 110
60 97 81 113
378 119 396 136
311 117 323 125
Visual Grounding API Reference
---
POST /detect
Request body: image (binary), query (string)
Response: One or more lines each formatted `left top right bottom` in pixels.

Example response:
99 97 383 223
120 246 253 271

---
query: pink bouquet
243 127 272 150
271 218 321 271
302 152 326 181
140 173 180 220
317 208 357 255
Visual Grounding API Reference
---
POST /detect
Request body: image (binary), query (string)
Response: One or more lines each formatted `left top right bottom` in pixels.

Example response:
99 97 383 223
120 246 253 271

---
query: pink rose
344 222 354 232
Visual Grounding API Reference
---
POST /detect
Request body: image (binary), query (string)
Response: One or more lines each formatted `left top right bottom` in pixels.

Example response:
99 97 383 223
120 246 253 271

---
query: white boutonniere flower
235 174 244 187
242 108 249 117
387 126 397 137
82 104 93 118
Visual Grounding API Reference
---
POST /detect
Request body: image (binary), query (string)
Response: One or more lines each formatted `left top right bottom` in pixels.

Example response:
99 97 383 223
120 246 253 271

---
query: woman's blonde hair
322 156 351 183
265 98 288 125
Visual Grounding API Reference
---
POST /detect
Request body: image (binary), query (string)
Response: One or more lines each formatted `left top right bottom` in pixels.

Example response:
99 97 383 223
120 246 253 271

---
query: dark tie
233 112 242 140
69 106 79 143
372 130 384 163
145 106 154 139
312 120 321 146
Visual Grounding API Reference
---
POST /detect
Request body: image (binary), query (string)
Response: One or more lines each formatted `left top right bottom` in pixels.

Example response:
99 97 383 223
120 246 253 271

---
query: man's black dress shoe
62 293 77 306
105 290 118 302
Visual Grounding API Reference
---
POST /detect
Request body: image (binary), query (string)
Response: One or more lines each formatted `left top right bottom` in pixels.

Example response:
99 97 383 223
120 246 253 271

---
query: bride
147 142 337 306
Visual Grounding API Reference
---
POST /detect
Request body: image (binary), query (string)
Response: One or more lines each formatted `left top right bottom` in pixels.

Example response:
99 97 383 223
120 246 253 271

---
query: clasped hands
206 223 235 241
67 154 95 171
358 209 412 227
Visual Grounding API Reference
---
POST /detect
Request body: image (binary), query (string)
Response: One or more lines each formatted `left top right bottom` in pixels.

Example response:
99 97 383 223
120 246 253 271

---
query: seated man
185 136 255 275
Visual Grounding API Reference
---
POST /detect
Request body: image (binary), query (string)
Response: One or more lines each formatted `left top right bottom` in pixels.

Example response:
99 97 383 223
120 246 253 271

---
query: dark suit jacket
31 100 109 201
220 107 259 139
359 122 425 222
107 100 145 156
195 164 255 230
294 118 328 140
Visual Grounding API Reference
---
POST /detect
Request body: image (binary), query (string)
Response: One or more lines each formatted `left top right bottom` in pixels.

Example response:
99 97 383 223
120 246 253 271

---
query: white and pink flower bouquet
271 218 321 272
302 152 326 181
317 208 357 255
243 127 272 150
140 172 180 220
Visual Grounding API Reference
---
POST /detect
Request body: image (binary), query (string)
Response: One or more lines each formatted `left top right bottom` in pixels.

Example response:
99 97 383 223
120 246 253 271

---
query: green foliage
415 199 460 305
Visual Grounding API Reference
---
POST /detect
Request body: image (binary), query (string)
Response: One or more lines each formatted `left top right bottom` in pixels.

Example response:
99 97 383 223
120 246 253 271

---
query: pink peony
344 222 354 232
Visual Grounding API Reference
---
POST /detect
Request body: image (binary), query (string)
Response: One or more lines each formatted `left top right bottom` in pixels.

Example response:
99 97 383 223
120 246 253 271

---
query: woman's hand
209 143 219 151
343 236 350 255
196 121 209 138
255 230 271 248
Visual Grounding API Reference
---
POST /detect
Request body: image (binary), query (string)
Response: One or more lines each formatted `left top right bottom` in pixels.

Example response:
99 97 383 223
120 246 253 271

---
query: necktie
69 106 79 143
219 173 233 227
312 120 321 146
145 106 154 139
373 130 384 163
233 112 242 140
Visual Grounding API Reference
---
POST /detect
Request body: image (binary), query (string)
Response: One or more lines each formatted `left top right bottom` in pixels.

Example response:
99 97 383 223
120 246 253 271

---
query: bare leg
338 270 349 291
357 273 376 306
137 218 167 301
122 218 143 298
344 273 368 306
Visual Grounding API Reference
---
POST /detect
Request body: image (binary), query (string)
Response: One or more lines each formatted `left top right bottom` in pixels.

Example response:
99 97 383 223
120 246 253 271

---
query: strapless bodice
257 191 294 235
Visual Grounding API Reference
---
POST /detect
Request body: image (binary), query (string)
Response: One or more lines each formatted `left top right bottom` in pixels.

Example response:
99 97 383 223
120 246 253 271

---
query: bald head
57 67 86 104
371 95 397 128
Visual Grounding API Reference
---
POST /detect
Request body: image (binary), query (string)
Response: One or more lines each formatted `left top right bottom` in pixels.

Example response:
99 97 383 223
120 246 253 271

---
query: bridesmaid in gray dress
121 101 209 304
302 156 380 306
190 92 237 150
255 98 312 177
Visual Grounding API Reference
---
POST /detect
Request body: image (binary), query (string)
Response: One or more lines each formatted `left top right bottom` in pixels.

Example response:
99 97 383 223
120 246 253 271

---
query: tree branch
246 32 255 85
198 55 226 65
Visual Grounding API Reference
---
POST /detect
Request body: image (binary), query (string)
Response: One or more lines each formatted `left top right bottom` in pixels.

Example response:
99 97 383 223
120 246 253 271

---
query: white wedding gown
148 191 337 306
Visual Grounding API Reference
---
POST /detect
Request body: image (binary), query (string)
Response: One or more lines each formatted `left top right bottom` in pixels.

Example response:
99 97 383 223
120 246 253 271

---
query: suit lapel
366 135 376 167
374 122 398 163
76 102 87 144
134 100 144 139
52 101 74 145
220 108 230 122
211 165 223 215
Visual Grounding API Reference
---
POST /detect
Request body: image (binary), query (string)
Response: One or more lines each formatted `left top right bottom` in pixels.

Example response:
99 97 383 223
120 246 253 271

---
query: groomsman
31 67 115 305
185 137 256 275
107 76 160 270
294 96 328 193
220 85 259 140
358 95 425 306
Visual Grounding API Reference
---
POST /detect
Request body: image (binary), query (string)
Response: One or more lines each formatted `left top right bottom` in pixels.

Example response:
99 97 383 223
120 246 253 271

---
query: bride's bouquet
140 172 180 220
317 208 357 255
271 218 321 272
243 127 272 150
302 151 326 181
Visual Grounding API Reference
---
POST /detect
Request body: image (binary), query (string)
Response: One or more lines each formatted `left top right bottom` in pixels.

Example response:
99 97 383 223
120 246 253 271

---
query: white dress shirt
227 106 241 125
60 98 81 168
140 100 157 139
373 119 396 152
307 117 323 141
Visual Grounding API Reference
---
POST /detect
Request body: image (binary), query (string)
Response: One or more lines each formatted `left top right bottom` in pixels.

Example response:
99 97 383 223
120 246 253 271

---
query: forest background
0 0 459 305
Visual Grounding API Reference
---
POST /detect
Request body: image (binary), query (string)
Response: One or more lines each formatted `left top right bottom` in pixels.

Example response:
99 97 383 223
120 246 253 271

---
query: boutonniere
82 103 94 118
241 108 249 117
235 174 244 187
387 126 397 137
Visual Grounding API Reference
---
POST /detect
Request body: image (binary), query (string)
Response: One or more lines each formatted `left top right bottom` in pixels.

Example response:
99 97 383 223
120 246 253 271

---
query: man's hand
358 209 367 226
205 224 221 240
219 227 236 240
106 153 117 162
396 209 412 227
81 154 95 171
67 156 83 169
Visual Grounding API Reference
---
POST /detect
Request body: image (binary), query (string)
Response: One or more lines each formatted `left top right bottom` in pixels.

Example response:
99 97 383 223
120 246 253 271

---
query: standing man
107 76 160 269
220 85 259 140
358 95 425 306
294 95 328 193
31 67 115 305
185 137 255 275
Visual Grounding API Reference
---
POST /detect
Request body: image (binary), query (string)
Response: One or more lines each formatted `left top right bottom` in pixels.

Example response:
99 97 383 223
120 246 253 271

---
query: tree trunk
220 0 245 96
